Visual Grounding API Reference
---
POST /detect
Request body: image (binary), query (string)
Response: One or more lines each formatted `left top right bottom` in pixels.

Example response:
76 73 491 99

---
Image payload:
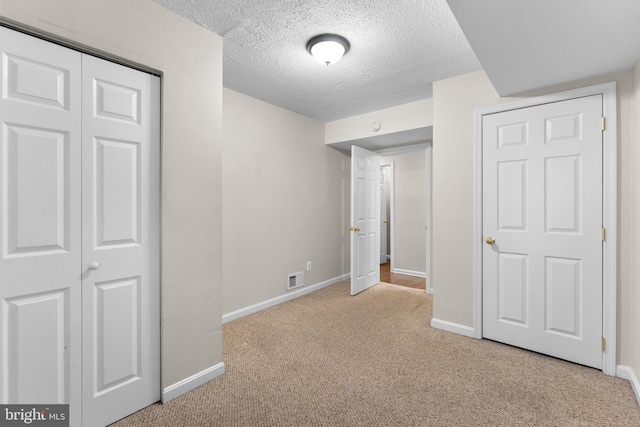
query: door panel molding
473 82 617 375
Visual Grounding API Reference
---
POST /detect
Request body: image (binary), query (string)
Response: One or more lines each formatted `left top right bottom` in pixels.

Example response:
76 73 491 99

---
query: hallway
380 261 425 290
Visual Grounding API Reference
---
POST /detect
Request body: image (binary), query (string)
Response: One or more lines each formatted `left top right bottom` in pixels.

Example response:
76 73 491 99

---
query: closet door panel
94 137 141 247
81 54 160 427
0 26 82 418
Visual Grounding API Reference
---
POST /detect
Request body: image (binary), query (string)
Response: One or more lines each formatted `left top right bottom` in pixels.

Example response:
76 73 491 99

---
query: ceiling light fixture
306 34 350 66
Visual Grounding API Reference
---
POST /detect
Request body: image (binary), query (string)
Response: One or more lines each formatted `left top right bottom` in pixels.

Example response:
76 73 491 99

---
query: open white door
482 95 603 369
350 145 380 295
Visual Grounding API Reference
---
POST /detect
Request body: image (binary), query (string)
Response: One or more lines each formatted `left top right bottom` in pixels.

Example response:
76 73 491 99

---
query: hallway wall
381 150 427 275
223 89 350 315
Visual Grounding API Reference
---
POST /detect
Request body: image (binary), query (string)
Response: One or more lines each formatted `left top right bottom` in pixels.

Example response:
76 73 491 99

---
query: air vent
287 271 304 291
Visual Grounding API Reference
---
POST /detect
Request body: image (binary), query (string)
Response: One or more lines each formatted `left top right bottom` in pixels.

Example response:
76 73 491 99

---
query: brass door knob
485 237 496 245
383 219 388 224
348 226 354 231
354 226 361 232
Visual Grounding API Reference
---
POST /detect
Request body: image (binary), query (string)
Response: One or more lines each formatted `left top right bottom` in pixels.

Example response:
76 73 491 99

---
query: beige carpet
112 281 640 426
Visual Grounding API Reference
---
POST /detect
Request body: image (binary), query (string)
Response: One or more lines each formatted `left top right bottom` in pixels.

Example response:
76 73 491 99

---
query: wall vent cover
288 271 304 291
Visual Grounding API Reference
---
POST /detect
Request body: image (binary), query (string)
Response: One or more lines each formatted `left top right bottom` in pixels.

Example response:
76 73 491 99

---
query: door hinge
601 117 606 131
602 337 606 352
601 227 606 241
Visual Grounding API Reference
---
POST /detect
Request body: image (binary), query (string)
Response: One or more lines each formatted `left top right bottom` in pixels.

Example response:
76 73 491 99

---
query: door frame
379 163 394 266
425 142 433 294
380 162 395 271
473 82 617 375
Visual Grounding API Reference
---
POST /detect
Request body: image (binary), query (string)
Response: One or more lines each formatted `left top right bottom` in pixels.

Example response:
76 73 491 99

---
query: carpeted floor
112 281 640 426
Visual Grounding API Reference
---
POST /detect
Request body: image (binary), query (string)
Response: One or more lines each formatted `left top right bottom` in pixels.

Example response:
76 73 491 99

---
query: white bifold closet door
0 26 160 427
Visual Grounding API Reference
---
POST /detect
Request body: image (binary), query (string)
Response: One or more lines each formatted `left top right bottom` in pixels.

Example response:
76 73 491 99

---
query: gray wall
381 150 427 275
223 88 350 314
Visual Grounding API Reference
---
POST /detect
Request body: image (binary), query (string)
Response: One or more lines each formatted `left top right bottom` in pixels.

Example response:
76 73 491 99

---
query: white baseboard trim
162 362 226 403
222 273 350 324
431 318 477 339
392 268 426 278
617 365 640 405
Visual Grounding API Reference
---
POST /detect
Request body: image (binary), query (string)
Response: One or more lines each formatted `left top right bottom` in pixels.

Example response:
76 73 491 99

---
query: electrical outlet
306 261 312 271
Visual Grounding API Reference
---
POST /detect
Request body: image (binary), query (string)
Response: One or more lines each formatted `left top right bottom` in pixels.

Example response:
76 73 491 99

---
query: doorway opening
380 162 425 290
378 144 431 292
380 261 426 290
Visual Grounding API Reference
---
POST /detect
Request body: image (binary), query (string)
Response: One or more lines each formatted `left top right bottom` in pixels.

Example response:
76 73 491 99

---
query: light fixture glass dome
307 34 350 66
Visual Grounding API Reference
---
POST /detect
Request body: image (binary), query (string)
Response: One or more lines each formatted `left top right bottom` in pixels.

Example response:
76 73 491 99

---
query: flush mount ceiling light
306 34 350 66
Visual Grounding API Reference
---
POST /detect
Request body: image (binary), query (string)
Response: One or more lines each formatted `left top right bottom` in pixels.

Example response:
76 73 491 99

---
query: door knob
88 262 101 270
485 237 496 245
383 219 388 224
348 226 354 231
354 226 361 232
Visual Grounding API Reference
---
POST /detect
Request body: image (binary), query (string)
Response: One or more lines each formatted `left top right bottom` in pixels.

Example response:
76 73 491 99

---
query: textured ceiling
153 0 481 122
448 0 640 96
153 1 640 125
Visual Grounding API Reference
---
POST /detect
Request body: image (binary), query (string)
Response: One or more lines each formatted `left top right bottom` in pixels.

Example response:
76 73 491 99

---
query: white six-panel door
81 55 160 426
0 27 83 422
0 27 159 427
351 145 380 295
0 24 81 418
482 95 603 369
